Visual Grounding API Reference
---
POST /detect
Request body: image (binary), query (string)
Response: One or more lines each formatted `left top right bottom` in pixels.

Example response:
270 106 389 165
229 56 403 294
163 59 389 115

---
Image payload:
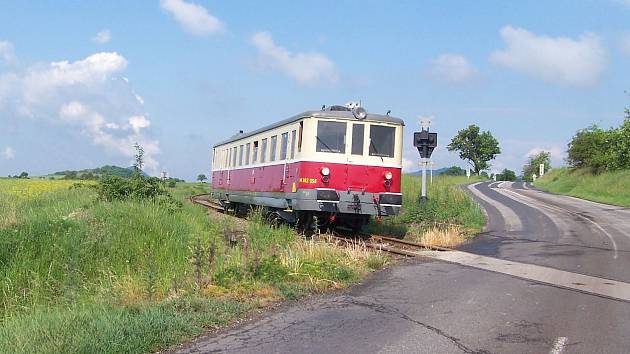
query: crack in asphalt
346 297 490 354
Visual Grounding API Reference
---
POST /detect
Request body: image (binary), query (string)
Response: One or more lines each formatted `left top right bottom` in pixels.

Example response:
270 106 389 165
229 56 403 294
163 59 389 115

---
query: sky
1 0 630 180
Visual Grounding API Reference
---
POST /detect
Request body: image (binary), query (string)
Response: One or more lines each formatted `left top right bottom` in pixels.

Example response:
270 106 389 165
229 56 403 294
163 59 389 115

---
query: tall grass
535 168 630 207
0 180 386 353
367 175 486 241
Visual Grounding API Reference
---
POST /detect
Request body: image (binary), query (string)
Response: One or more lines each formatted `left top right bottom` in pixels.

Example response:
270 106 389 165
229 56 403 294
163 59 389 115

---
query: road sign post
413 119 437 204
539 163 545 177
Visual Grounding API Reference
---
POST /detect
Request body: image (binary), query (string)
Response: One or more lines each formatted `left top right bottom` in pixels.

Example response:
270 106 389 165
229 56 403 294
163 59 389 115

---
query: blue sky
1 0 630 180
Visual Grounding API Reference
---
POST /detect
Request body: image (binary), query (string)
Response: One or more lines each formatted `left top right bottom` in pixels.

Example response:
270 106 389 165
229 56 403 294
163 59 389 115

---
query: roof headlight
321 167 330 176
384 171 393 180
352 106 367 120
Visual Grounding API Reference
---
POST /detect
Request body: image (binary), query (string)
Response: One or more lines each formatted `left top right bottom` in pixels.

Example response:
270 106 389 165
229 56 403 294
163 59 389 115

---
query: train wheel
265 210 282 228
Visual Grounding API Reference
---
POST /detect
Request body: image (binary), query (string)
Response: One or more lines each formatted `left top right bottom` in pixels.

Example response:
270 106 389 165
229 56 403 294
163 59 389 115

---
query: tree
496 168 517 181
441 166 466 176
447 125 501 175
522 151 551 182
133 142 144 176
197 174 208 183
18 171 28 179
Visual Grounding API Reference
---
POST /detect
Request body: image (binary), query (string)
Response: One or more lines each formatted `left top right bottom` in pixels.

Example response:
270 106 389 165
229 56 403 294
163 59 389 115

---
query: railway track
190 193 452 257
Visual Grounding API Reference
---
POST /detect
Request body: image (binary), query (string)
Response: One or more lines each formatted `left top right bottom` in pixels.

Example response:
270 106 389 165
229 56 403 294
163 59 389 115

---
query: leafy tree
197 174 208 183
63 171 78 180
447 125 501 175
522 151 551 182
496 168 517 181
441 166 466 176
18 171 28 179
133 142 144 176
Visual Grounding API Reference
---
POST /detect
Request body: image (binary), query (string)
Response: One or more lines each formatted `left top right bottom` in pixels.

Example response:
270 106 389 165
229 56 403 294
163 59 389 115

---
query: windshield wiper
370 139 384 162
316 136 337 153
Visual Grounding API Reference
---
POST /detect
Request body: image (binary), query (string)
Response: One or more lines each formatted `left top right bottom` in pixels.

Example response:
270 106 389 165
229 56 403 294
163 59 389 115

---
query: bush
567 110 630 173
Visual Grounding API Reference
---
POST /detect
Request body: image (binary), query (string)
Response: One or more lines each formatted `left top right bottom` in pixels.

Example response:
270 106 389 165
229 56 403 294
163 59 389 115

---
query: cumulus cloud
525 146 566 165
2 146 15 160
0 49 160 172
490 26 607 87
0 40 15 64
160 0 224 35
91 29 111 44
428 54 478 83
251 31 338 84
402 157 416 172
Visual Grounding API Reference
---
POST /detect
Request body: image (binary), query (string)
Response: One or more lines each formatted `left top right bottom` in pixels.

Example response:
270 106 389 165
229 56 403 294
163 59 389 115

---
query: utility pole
413 118 437 203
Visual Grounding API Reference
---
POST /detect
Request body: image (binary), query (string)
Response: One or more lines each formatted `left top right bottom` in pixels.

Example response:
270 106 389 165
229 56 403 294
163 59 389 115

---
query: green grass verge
0 180 386 353
534 167 630 207
366 175 486 237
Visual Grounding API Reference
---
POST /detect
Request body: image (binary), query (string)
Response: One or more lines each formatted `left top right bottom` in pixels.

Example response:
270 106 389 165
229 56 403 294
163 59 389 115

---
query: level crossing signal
414 130 437 158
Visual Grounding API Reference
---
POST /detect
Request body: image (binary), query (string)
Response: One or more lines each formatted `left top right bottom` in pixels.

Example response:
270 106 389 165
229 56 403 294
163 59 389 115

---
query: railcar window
316 121 346 153
232 147 237 166
253 141 259 163
245 143 251 165
291 130 296 159
261 139 267 163
270 135 278 161
351 124 364 155
280 132 288 160
239 145 244 166
369 125 395 158
228 149 232 167
298 122 303 152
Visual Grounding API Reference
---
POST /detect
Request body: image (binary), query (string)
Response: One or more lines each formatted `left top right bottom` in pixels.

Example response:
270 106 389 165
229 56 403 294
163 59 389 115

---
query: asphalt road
175 182 630 354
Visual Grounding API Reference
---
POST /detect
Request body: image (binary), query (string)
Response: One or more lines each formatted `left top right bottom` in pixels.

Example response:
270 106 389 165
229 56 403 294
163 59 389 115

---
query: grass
0 179 387 353
366 175 486 246
534 167 630 207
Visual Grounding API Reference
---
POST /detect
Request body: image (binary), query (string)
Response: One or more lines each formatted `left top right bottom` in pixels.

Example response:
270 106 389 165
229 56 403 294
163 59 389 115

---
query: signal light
384 171 393 180
321 167 330 176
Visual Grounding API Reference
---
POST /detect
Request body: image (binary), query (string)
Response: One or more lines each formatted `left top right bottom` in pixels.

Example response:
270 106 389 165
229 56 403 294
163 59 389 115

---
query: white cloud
613 0 630 8
490 26 607 87
620 33 630 57
429 54 478 83
525 146 566 165
402 157 415 172
0 40 15 64
91 29 111 44
2 146 15 160
0 50 160 172
251 31 338 84
160 0 224 35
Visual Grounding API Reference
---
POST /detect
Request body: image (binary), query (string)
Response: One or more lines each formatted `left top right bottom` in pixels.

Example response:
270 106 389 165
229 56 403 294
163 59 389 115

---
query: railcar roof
213 110 405 148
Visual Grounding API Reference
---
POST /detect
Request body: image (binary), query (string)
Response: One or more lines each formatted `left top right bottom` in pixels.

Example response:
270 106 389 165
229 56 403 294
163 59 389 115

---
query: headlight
384 171 393 180
352 107 367 120
321 167 330 176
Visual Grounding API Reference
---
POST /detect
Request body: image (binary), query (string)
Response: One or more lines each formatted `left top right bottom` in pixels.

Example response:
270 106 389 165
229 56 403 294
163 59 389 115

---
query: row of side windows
218 127 299 169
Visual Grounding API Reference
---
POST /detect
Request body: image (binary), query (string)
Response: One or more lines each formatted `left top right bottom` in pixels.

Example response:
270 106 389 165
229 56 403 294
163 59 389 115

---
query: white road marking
549 336 568 354
468 182 523 232
421 250 630 302
522 182 530 190
498 188 619 260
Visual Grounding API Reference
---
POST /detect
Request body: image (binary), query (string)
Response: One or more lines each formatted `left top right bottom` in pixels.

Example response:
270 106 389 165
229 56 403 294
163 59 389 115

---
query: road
175 182 630 354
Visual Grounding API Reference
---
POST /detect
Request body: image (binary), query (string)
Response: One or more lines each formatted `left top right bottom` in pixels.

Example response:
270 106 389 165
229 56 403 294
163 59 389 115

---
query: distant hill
51 165 148 179
406 166 467 177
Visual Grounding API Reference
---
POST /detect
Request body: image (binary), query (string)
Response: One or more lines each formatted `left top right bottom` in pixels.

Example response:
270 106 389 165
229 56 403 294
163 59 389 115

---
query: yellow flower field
0 178 92 200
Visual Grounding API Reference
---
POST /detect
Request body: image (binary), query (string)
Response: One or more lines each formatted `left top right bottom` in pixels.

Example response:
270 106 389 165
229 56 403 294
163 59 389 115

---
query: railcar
210 104 404 231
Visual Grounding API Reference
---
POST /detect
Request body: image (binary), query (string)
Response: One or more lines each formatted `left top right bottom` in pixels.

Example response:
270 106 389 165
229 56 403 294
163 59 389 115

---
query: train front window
351 124 364 155
316 121 346 153
369 125 395 158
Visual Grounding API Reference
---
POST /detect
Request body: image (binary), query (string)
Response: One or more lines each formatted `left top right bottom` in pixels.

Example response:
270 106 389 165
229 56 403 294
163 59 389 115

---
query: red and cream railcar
210 105 404 231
